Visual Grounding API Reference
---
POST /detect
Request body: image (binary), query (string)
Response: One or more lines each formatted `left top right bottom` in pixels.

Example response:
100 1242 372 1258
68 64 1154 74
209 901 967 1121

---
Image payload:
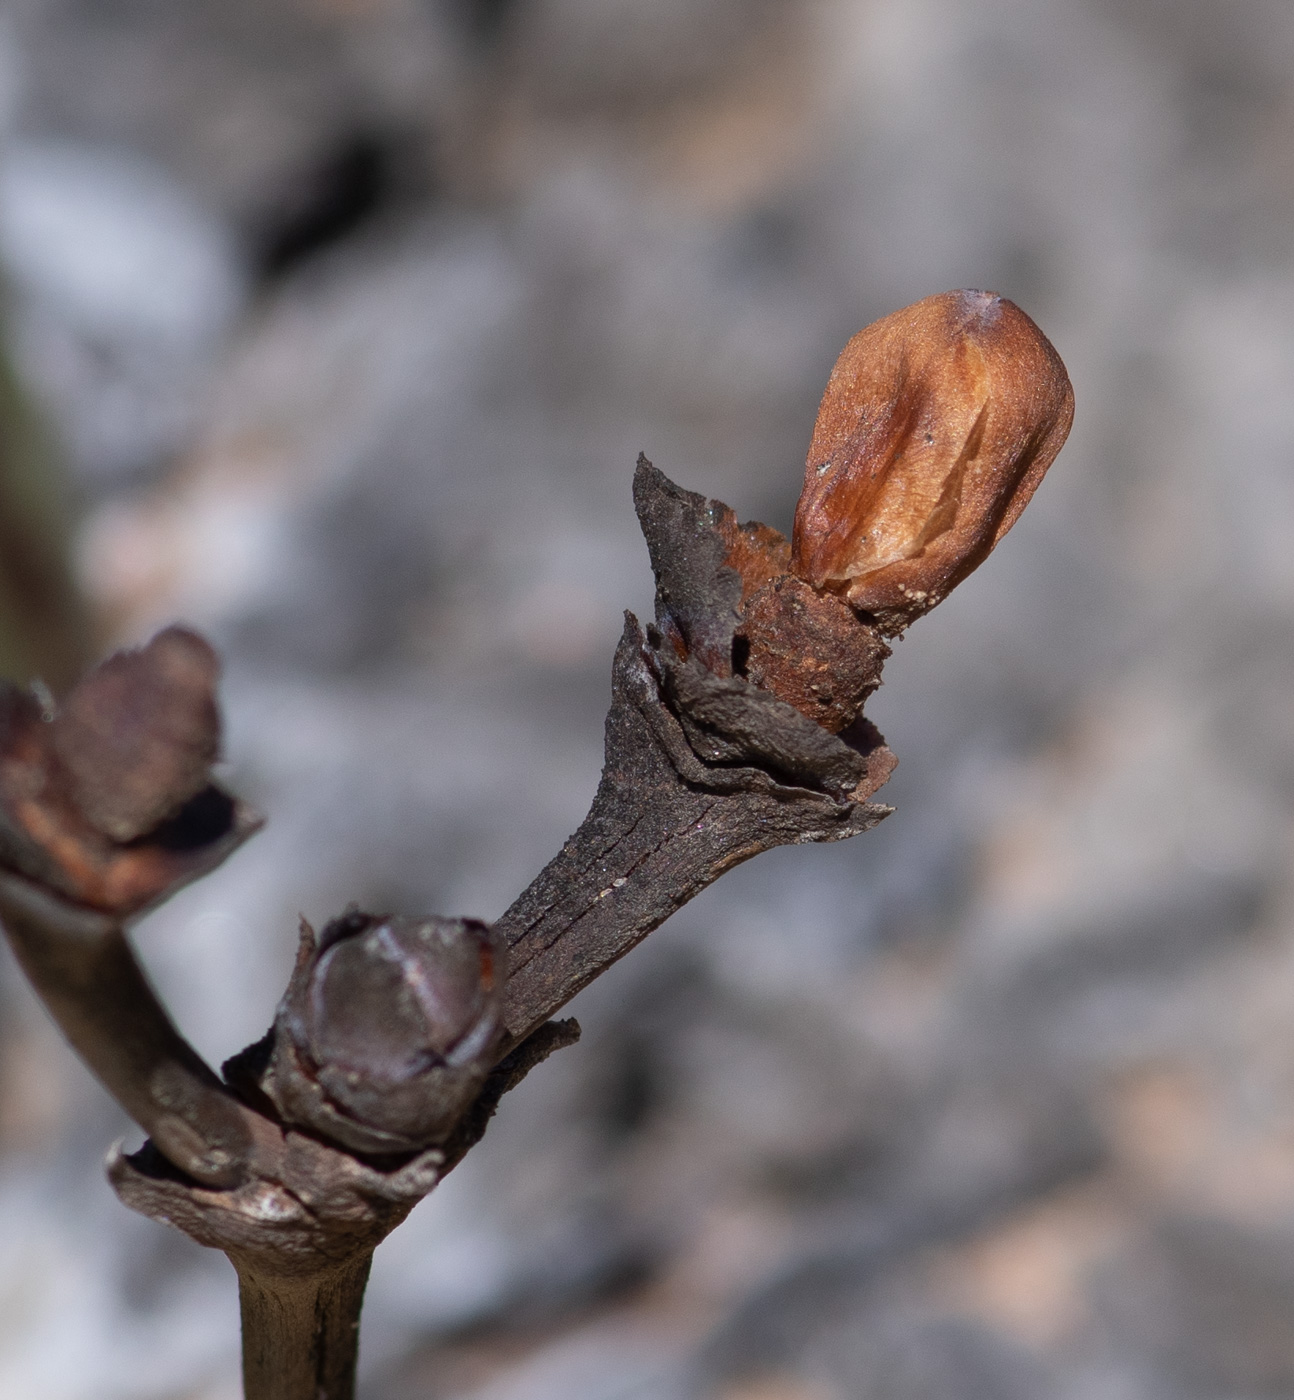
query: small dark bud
791 290 1073 633
264 913 504 1155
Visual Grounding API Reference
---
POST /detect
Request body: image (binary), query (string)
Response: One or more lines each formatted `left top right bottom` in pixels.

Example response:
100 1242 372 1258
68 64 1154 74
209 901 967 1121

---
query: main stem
235 1252 373 1400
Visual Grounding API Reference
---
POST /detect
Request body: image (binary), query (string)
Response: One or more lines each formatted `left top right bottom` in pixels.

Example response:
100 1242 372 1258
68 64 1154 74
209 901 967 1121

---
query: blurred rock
3 2 1294 1399
0 139 245 484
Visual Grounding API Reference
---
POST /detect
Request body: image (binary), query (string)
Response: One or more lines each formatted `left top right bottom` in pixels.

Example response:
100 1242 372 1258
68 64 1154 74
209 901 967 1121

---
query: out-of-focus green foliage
0 326 87 693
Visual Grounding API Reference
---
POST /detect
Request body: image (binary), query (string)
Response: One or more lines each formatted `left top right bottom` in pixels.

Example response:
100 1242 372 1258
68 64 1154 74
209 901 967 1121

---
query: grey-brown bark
495 610 893 1051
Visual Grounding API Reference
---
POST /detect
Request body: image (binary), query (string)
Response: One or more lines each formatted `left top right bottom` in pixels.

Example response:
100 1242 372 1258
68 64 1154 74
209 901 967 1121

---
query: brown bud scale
738 576 889 734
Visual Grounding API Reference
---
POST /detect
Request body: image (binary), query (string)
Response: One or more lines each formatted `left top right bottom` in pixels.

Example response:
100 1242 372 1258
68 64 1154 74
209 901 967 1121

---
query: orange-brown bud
791 290 1073 632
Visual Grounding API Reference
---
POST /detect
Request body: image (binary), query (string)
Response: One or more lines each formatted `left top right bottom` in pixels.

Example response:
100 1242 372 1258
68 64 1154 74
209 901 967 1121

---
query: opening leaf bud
791 290 1073 632
0 627 254 915
265 912 504 1154
50 626 221 844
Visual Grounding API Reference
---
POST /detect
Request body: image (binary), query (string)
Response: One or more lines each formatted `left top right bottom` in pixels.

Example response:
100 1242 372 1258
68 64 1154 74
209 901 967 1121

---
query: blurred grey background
1 1 1293 1396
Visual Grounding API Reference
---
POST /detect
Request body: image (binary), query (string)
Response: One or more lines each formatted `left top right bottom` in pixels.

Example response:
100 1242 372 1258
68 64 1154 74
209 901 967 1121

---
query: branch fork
0 289 1074 1399
0 463 896 1398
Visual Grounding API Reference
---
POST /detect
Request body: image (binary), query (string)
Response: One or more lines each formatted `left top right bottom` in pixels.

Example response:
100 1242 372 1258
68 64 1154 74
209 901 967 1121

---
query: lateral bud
791 289 1074 633
260 911 504 1155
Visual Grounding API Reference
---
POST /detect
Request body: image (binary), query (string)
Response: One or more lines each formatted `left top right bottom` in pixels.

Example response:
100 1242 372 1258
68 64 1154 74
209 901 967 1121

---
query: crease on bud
790 289 1074 633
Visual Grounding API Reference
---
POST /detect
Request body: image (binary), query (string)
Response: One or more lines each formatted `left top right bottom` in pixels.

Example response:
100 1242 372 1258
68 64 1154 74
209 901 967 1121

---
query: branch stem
236 1253 373 1400
0 872 252 1185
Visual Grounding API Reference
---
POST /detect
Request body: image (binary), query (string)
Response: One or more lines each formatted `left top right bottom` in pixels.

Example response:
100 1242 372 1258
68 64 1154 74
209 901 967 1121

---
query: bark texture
236 1255 373 1400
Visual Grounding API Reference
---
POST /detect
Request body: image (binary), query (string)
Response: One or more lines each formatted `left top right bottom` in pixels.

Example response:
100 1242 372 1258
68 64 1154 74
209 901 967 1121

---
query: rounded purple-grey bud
262 912 504 1155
